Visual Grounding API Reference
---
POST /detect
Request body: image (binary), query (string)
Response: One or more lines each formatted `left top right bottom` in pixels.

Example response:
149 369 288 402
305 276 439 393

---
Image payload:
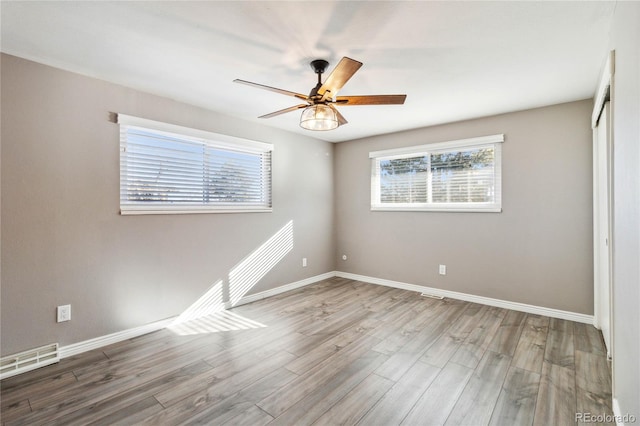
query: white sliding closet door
593 101 612 358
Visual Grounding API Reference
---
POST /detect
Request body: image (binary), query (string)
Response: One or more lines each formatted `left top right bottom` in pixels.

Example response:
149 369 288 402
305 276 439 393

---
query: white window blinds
370 134 503 212
118 114 273 215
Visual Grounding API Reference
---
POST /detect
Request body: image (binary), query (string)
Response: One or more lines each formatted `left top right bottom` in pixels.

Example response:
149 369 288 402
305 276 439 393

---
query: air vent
421 293 445 300
0 343 59 380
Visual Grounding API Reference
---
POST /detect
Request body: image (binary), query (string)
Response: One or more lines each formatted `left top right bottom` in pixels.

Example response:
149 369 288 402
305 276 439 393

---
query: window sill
371 205 502 213
120 206 273 215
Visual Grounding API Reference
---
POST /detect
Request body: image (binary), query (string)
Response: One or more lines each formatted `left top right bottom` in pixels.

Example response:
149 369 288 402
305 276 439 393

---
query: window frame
118 114 273 215
370 134 504 213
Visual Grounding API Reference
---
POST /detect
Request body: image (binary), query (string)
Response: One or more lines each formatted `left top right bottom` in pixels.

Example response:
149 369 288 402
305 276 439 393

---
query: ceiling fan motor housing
310 59 329 75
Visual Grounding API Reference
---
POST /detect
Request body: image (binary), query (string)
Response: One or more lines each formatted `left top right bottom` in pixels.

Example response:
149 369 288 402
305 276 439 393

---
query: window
370 134 503 212
118 114 273 215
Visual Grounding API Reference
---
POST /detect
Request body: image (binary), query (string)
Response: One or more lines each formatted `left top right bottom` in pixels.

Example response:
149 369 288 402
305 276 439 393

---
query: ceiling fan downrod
309 59 329 99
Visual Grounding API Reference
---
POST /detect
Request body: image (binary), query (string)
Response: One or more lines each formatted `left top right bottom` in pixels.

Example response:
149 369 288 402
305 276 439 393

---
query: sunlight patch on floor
167 309 267 335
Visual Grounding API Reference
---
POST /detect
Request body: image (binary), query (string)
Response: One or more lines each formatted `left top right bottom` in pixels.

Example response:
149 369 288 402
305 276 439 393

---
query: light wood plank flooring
1 278 613 425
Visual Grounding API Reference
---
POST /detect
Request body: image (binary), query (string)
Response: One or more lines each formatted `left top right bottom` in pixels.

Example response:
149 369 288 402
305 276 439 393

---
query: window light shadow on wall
228 220 294 306
171 279 225 324
167 220 293 335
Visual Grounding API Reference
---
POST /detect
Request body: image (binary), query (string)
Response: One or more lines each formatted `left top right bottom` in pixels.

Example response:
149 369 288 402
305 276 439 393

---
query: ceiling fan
234 57 407 131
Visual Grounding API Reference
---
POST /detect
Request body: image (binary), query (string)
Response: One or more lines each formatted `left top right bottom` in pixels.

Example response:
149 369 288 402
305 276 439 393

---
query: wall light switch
439 264 447 275
302 257 307 267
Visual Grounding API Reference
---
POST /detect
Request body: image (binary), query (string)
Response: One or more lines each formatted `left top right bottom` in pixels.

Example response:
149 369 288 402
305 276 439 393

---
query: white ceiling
1 1 615 143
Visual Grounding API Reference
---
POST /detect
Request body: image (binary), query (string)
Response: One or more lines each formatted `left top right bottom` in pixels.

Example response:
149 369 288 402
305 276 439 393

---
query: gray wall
609 2 640 419
1 54 336 355
0 52 605 366
335 100 594 314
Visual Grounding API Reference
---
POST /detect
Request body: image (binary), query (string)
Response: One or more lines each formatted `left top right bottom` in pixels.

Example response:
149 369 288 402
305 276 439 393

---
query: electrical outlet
57 305 71 322
439 264 447 275
302 257 307 267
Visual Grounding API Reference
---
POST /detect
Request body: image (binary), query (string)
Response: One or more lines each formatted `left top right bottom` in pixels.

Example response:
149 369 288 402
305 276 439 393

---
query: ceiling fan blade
334 94 407 105
234 79 308 101
258 104 308 119
329 104 348 126
317 57 363 99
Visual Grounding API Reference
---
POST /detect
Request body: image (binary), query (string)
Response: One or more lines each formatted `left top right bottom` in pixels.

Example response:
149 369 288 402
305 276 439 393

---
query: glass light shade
299 104 339 131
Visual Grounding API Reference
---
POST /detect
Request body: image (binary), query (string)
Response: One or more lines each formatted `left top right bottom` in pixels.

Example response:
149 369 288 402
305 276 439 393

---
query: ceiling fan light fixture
300 104 338 131
234 56 405 129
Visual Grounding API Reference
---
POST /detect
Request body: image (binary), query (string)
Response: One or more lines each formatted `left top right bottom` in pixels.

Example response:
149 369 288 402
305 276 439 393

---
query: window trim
370 134 504 213
118 114 274 215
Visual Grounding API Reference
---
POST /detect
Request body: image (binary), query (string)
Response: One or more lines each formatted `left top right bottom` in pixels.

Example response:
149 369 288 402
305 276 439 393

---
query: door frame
592 50 614 360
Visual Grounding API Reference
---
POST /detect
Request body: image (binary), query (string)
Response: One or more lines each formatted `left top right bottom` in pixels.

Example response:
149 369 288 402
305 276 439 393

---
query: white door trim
592 51 614 128
592 50 614 361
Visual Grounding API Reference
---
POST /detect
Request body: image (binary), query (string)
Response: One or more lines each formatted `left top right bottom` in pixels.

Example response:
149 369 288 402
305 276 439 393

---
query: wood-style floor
1 277 613 425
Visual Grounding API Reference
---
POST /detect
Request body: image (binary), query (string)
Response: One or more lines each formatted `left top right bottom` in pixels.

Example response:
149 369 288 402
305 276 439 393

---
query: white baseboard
59 317 176 359
611 397 638 426
58 271 336 360
232 271 337 307
335 271 594 324
54 270 593 363
613 398 623 426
